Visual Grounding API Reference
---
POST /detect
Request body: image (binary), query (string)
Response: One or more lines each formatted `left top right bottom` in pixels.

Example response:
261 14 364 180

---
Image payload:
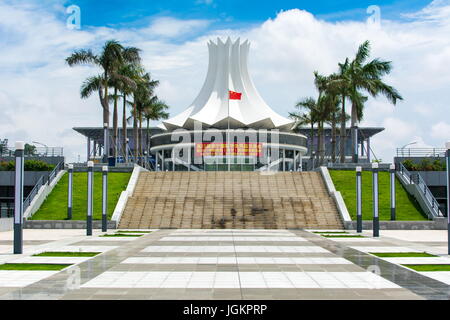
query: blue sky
65 0 431 28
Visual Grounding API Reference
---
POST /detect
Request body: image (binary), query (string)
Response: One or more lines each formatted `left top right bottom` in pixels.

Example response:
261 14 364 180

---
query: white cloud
431 122 450 140
1 1 450 163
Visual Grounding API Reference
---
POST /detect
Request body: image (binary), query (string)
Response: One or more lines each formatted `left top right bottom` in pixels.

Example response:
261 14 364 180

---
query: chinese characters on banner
195 143 263 157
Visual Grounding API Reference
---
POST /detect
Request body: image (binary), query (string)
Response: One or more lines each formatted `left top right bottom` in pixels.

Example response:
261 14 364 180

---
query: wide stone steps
119 172 343 230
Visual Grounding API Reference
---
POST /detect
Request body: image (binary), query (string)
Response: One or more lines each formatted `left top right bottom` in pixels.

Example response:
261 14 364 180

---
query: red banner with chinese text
195 143 262 157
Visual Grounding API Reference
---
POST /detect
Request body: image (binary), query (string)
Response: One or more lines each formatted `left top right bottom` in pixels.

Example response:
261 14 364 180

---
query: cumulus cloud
431 122 450 141
0 1 450 162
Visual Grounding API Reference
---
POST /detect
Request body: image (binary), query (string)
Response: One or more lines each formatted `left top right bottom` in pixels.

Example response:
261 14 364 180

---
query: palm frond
80 75 102 99
66 49 98 66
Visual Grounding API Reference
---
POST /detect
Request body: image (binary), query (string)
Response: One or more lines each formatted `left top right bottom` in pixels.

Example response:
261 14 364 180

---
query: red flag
229 90 242 100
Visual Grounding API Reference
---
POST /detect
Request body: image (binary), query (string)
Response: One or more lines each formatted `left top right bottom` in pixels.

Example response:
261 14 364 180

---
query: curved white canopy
161 38 294 131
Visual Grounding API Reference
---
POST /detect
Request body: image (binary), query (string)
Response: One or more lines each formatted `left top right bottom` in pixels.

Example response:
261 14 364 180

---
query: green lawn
313 231 349 234
33 252 100 257
403 264 450 272
371 252 437 258
31 172 131 221
117 230 152 233
0 263 71 271
329 170 427 221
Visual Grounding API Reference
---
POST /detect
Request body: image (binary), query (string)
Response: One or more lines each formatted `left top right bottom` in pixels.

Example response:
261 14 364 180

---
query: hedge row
0 160 55 171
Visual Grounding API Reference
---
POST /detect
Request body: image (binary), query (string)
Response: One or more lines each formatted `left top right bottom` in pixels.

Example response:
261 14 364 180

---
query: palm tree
66 40 126 161
110 47 141 159
114 63 141 161
127 72 160 163
290 97 318 157
142 96 170 156
339 41 403 163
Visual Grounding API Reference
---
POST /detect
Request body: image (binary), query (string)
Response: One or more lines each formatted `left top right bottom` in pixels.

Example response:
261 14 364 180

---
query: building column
282 149 286 172
87 137 91 162
367 138 371 163
162 150 165 171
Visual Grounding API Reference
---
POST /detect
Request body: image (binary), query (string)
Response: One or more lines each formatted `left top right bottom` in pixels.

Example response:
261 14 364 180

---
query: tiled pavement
0 229 449 300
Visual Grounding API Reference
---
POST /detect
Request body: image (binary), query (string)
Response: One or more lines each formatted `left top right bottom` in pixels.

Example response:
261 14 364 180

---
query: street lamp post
102 166 108 232
14 141 25 254
390 164 396 221
86 161 94 236
400 141 417 157
356 166 362 233
446 141 450 255
372 162 379 237
32 141 48 156
67 164 73 220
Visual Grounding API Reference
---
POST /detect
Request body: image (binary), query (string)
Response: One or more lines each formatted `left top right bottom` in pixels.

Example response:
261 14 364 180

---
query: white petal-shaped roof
161 38 294 131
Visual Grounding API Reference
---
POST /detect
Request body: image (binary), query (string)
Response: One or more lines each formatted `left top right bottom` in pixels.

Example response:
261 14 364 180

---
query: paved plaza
0 229 448 299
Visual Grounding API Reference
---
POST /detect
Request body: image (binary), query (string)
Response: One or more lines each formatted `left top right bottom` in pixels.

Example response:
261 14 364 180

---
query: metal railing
398 163 443 218
0 146 64 157
396 148 446 158
22 161 64 212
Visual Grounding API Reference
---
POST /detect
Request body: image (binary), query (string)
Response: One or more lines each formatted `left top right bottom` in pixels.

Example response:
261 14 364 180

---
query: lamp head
15 141 25 150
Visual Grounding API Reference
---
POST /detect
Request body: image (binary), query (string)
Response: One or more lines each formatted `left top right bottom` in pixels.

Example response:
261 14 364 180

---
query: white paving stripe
55 245 119 252
142 246 330 253
349 246 422 253
169 233 296 237
0 271 58 287
327 238 379 242
122 257 351 265
82 237 139 241
81 271 400 289
418 272 450 285
8 256 90 264
159 237 307 242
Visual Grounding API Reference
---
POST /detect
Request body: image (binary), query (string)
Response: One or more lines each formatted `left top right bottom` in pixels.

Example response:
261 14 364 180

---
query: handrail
398 163 443 218
22 176 44 212
396 148 446 158
22 161 64 212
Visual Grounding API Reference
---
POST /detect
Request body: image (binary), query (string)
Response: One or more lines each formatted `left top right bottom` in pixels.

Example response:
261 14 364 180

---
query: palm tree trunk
113 87 118 159
339 94 346 163
122 94 127 162
101 75 110 161
351 101 358 163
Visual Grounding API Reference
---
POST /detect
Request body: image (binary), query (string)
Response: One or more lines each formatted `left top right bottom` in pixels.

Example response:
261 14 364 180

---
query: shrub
0 160 54 171
402 159 446 171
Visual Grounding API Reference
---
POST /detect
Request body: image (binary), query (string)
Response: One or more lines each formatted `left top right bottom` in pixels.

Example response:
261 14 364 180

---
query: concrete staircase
119 172 343 230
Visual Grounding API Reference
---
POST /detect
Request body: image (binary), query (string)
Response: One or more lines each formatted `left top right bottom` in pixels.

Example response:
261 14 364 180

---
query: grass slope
31 172 131 221
329 170 427 221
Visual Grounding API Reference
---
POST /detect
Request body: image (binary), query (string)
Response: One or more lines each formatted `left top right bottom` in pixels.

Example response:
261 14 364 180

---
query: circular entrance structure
151 38 307 171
